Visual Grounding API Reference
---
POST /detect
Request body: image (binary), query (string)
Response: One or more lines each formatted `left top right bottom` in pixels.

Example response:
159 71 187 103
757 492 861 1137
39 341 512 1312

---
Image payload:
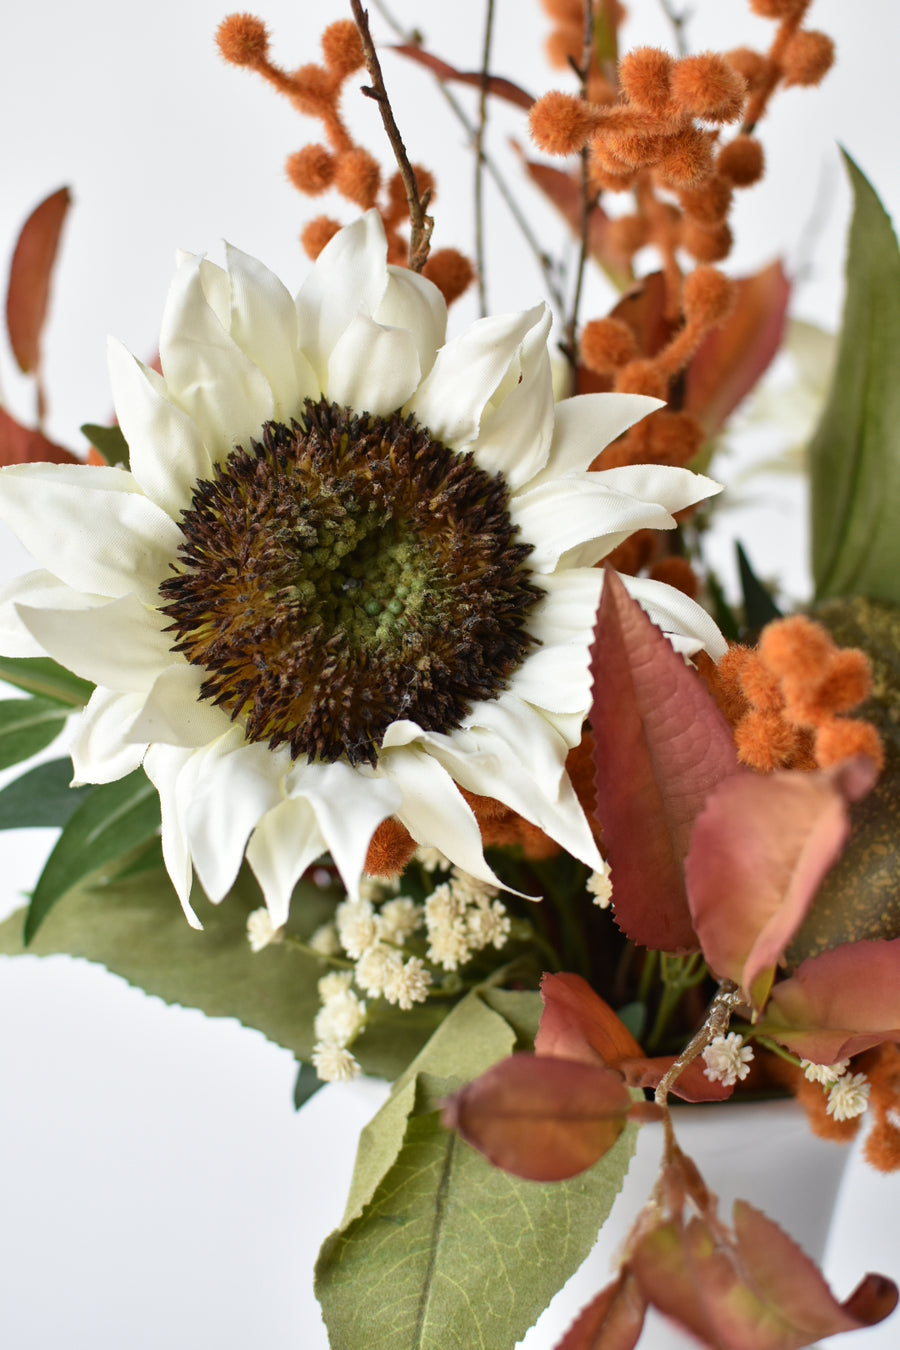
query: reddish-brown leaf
535 972 644 1065
761 937 900 1063
684 260 791 435
686 758 877 1009
442 1053 631 1181
620 1057 734 1103
607 272 678 360
556 1271 647 1350
590 568 739 952
512 152 626 285
392 44 535 109
0 407 78 466
6 186 71 375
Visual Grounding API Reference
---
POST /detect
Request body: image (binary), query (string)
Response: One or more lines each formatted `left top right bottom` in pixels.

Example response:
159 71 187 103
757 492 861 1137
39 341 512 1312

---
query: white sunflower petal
143 743 200 926
510 477 676 573
468 307 555 488
622 574 729 661
70 688 148 784
406 304 548 449
0 463 183 603
295 211 389 382
246 797 328 929
595 464 723 515
326 313 422 416
159 252 273 459
225 242 318 419
375 266 447 380
528 393 663 486
287 759 401 903
127 664 235 746
16 595 173 691
184 729 288 903
107 339 213 520
0 570 106 657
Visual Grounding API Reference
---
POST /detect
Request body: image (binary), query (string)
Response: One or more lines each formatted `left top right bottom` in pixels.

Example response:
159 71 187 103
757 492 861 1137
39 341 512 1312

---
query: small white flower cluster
311 972 366 1083
246 907 284 953
801 1058 871 1121
702 1033 754 1087
424 869 511 971
586 860 613 910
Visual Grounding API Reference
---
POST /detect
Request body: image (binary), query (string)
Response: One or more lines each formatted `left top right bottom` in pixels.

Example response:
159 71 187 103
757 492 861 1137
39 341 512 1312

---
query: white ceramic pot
517 1098 851 1350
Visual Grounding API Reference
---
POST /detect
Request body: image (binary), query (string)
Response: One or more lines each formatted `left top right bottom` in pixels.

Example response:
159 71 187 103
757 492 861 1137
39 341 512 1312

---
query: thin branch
349 0 433 272
654 979 742 1106
563 1 596 376
658 0 692 58
369 0 566 312
474 0 497 316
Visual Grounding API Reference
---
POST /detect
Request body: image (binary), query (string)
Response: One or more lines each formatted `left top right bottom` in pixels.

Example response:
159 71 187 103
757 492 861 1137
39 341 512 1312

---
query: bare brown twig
349 0 433 272
564 1 597 376
474 0 497 316
659 0 692 58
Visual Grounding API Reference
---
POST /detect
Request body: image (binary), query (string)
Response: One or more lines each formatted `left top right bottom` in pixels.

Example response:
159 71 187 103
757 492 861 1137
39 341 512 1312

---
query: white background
1 1 900 1346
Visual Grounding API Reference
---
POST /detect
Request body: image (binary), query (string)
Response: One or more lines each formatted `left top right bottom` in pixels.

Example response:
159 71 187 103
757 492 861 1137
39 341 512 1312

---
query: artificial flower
0 211 724 926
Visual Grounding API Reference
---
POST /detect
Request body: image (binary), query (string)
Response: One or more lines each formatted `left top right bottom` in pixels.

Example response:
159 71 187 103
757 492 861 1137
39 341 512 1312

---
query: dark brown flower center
158 398 540 766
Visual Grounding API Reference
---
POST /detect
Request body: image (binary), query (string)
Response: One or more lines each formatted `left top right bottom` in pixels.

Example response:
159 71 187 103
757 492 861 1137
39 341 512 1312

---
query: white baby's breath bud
355 944 403 997
702 1033 754 1087
424 882 471 971
336 899 378 959
826 1072 871 1122
465 897 511 952
587 861 613 909
311 1042 361 1083
449 868 498 906
313 990 366 1046
383 956 432 1010
318 971 354 1003
246 907 283 953
308 922 342 957
377 896 422 945
415 845 451 873
801 1058 850 1086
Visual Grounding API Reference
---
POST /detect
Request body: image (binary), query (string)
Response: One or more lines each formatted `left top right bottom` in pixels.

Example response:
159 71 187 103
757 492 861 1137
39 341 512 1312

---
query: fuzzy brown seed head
681 218 733 263
216 13 270 67
333 147 381 209
670 53 747 123
422 250 476 305
682 265 736 329
529 91 603 156
386 165 436 222
544 23 584 71
320 20 365 78
716 134 765 187
618 48 675 116
159 401 540 767
540 0 586 20
725 47 770 91
300 216 342 260
605 212 652 263
678 175 733 225
648 556 700 599
781 30 835 87
286 144 336 196
749 0 808 18
654 126 715 189
614 358 669 400
580 317 639 374
288 63 337 116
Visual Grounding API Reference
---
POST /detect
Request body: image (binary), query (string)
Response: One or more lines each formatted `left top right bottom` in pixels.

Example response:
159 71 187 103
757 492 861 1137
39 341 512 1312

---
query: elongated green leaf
24 772 161 941
0 655 93 706
0 696 69 769
80 422 129 466
316 989 637 1350
0 757 90 829
0 868 444 1079
811 153 900 603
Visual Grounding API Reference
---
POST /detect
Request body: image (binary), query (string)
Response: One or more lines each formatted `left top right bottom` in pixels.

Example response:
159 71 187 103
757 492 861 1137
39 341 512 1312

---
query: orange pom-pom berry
530 91 603 156
423 249 476 305
580 317 639 373
670 53 747 123
717 135 765 186
781 30 835 87
301 215 342 260
618 48 674 116
334 147 381 209
216 13 270 67
682 264 736 328
286 144 336 196
320 20 365 78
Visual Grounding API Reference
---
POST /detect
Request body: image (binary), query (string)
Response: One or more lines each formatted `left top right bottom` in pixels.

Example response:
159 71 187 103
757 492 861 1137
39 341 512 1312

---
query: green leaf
0 757 90 829
23 771 161 942
293 1060 324 1110
736 541 782 636
316 990 637 1350
0 654 93 706
0 696 69 769
0 867 443 1078
80 422 129 466
810 152 900 603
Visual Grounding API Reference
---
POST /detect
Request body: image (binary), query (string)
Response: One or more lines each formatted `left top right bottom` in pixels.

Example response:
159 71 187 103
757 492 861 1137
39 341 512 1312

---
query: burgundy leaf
0 407 78 466
392 44 535 109
761 937 900 1063
685 261 791 435
686 757 877 1009
556 1271 647 1350
512 150 625 285
6 186 71 375
442 1053 631 1181
536 972 644 1066
620 1057 734 1103
607 272 678 361
590 568 739 951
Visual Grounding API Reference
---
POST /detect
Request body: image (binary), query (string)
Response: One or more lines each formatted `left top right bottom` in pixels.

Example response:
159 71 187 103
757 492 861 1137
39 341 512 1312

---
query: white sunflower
0 212 724 928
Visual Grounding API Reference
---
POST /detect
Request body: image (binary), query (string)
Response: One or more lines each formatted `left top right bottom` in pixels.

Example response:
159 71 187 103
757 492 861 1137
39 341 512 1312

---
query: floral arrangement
1 1 900 1346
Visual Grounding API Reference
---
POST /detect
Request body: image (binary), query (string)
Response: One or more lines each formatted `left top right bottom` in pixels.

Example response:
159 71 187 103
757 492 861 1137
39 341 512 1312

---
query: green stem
282 934 354 969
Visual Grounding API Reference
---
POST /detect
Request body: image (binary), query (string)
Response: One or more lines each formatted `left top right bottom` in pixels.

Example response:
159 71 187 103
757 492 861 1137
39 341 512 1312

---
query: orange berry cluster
863 1046 900 1173
215 13 474 305
709 616 884 775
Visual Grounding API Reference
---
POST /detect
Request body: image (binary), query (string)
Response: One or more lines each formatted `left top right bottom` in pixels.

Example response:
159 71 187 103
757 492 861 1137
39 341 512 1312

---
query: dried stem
654 979 742 1106
349 0 433 271
563 0 596 376
369 0 566 312
474 0 497 316
658 0 692 58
